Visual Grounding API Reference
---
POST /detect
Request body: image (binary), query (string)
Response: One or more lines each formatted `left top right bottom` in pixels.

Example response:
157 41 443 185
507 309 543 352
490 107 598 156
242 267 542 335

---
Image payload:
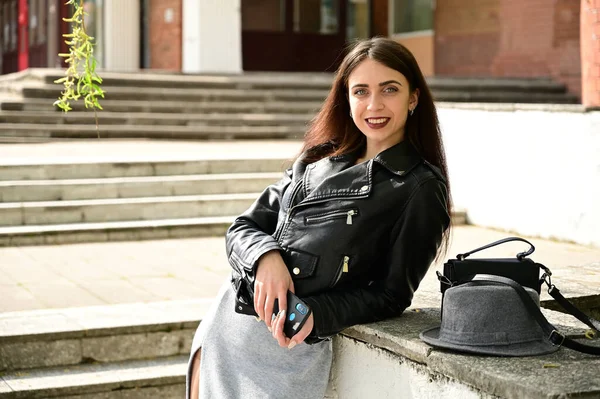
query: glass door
28 0 47 67
242 0 349 72
347 0 370 40
0 0 18 73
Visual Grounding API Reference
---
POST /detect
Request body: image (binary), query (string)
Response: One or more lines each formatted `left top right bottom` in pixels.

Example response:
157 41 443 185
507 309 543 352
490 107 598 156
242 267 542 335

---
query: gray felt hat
420 282 560 357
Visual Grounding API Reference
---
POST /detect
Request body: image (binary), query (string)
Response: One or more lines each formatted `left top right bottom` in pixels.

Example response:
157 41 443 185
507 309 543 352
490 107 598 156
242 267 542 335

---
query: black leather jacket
226 140 450 342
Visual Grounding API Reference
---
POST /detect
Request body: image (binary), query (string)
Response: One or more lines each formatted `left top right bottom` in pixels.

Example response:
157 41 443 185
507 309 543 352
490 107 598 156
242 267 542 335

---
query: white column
104 0 140 71
182 0 242 74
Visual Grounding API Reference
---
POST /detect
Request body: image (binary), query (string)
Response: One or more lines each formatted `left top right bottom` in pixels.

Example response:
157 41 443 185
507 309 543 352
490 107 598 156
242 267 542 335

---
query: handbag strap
456 237 535 261
466 274 600 355
546 285 600 331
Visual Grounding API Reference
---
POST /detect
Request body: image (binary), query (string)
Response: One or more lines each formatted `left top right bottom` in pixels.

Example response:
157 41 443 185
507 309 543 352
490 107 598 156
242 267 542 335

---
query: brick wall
149 0 182 71
435 0 582 99
581 0 600 107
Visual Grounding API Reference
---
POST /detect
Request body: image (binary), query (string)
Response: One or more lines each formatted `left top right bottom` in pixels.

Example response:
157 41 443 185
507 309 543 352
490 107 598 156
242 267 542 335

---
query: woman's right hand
254 250 295 331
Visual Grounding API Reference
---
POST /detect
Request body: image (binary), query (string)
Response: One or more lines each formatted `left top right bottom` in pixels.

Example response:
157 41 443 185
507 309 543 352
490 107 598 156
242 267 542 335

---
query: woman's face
347 58 418 150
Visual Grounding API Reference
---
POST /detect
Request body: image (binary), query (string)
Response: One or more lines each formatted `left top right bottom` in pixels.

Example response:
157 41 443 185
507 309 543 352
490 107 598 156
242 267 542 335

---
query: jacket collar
372 139 423 176
301 140 422 203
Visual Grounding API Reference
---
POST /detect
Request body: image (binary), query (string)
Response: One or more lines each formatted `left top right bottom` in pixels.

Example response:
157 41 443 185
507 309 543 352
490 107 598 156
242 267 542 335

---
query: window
293 0 339 35
242 0 286 32
390 0 434 35
347 0 370 40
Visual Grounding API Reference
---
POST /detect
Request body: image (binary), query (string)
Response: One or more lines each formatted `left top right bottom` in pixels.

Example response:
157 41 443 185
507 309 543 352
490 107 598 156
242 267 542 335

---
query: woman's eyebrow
379 80 403 87
350 80 403 90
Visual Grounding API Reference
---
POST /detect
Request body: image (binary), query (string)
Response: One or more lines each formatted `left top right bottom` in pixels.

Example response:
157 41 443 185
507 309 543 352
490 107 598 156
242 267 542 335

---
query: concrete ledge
437 102 588 113
334 308 600 399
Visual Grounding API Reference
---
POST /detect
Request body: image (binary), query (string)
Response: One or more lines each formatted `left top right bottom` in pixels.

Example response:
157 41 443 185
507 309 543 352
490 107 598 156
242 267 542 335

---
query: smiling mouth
365 117 390 129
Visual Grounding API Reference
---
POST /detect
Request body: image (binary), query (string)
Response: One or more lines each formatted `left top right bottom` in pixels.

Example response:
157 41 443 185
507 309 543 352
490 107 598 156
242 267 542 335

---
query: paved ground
1 225 599 313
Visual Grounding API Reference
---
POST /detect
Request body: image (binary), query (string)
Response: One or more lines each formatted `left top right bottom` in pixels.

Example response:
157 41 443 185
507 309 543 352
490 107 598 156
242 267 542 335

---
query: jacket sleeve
225 168 292 277
302 177 450 341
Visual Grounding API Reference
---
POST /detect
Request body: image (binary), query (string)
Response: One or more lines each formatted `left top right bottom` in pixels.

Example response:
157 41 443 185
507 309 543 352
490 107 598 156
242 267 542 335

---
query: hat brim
420 327 560 357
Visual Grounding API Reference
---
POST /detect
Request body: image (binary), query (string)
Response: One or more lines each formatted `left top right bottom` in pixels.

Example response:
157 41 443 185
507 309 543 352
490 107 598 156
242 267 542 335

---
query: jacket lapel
300 140 425 203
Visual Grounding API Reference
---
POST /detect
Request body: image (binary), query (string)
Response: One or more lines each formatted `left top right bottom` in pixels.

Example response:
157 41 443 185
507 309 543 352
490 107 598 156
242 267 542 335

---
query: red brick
435 0 581 99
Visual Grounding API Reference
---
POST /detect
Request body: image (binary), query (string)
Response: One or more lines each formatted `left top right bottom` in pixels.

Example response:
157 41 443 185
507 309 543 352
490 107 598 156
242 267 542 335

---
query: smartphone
273 291 312 338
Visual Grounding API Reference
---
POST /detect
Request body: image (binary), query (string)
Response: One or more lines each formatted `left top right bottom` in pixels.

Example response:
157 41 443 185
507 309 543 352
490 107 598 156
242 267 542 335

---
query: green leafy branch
54 0 104 135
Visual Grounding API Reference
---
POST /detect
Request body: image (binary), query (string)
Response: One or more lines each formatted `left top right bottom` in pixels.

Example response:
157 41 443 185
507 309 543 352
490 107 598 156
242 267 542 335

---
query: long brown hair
301 37 453 257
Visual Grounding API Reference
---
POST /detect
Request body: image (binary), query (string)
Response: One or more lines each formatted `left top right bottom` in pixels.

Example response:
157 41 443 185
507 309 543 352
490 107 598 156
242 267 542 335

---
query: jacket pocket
304 208 359 225
281 247 319 279
330 255 350 287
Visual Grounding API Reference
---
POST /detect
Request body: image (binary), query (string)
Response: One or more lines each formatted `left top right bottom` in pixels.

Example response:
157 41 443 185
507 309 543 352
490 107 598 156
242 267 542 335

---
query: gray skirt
186 279 333 399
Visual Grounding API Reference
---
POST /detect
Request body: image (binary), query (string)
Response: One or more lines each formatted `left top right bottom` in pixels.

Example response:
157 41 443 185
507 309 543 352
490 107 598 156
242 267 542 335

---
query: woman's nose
367 94 384 111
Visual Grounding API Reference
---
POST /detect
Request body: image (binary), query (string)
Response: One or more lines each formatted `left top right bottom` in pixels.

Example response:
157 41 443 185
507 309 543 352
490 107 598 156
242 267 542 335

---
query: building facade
1 0 598 106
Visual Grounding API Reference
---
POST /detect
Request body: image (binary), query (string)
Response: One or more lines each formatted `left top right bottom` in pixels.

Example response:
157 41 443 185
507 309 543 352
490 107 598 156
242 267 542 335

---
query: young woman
187 36 452 399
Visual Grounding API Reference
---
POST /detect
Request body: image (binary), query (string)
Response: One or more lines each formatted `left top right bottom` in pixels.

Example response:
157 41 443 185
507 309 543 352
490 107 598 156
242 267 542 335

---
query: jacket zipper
277 193 369 244
305 209 359 225
331 255 350 287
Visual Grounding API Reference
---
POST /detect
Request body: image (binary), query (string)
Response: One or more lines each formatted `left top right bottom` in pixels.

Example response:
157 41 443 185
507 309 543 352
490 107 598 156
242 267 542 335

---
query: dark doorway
242 0 358 72
27 0 47 68
0 0 19 73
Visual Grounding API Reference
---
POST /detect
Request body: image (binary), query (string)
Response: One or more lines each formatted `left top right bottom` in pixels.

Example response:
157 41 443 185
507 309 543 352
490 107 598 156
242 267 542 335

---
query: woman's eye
354 89 367 96
384 86 398 93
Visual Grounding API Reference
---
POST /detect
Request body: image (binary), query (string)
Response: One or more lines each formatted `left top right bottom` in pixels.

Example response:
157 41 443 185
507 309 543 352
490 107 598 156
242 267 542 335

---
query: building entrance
242 0 370 72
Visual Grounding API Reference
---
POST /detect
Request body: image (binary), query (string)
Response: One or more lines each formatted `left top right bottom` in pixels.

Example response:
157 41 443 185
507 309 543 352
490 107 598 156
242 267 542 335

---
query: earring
349 111 353 118
409 108 414 116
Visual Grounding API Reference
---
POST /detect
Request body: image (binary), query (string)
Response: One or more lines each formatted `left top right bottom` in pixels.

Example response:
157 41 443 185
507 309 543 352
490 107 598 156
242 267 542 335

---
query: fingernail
268 326 272 332
288 341 297 350
255 316 261 322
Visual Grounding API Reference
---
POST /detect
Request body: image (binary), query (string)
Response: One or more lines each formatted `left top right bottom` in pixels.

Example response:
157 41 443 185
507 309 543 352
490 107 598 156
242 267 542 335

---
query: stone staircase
0 300 209 398
0 68 579 143
0 151 469 246
0 156 289 246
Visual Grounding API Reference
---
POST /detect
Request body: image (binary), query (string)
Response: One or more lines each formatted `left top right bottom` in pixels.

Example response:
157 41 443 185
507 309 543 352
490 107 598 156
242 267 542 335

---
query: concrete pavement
1 225 599 313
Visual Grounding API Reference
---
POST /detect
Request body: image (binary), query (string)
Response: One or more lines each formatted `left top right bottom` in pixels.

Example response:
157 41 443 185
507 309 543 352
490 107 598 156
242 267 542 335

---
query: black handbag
437 237 600 355
439 237 548 295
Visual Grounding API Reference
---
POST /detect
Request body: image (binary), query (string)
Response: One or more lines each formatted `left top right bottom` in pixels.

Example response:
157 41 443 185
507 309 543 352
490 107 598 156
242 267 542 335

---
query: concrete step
0 111 313 126
18 84 578 104
0 216 234 246
0 159 290 180
0 356 187 398
0 299 209 372
432 90 579 103
20 84 330 102
0 172 281 202
0 211 468 247
35 69 572 93
426 76 569 93
38 70 568 93
39 68 335 90
0 123 305 141
0 299 213 397
0 193 259 227
0 98 323 114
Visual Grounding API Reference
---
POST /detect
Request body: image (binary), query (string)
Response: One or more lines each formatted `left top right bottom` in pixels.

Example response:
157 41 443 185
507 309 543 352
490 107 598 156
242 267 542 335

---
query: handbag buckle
549 329 565 347
436 271 453 287
540 271 555 293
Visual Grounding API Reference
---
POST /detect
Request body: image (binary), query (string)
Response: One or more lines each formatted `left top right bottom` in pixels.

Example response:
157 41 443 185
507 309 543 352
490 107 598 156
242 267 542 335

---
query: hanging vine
53 0 104 135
